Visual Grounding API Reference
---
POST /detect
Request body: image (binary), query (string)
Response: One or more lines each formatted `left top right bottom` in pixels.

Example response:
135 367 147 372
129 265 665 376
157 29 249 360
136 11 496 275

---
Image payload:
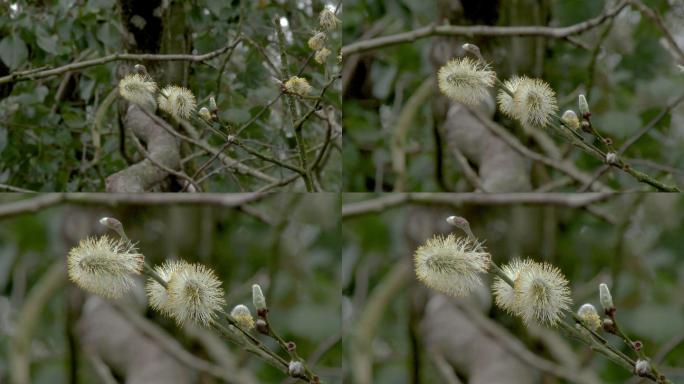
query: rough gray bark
78 295 194 384
444 103 532 192
105 104 180 192
421 295 539 384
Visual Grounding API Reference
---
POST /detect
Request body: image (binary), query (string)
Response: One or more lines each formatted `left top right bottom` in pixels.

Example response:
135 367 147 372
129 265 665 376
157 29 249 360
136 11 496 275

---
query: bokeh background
343 0 684 192
0 193 341 383
342 193 684 383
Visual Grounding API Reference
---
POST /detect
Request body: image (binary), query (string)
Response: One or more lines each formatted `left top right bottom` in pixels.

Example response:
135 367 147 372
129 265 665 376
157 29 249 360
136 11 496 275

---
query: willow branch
341 1 627 56
0 38 243 85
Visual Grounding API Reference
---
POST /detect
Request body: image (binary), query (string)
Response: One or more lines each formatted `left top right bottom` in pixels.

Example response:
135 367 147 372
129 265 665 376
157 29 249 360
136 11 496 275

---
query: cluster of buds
306 8 339 65
198 96 218 122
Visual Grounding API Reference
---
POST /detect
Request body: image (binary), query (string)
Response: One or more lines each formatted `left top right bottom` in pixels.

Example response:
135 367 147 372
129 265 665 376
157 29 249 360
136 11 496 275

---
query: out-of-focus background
342 193 684 383
0 193 341 384
342 0 684 192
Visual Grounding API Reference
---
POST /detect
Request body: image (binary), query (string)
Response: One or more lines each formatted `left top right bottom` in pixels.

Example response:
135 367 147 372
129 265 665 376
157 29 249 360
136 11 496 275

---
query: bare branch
341 192 616 219
341 1 628 56
0 38 242 85
0 193 269 220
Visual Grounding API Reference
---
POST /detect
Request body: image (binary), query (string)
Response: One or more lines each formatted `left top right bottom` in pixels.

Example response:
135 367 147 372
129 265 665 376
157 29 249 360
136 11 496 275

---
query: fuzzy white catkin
577 303 601 331
414 234 490 297
308 32 326 51
158 85 197 120
166 263 226 326
437 57 496 105
513 261 572 326
561 110 580 130
67 236 144 299
319 9 340 31
315 47 332 64
492 258 534 315
146 260 189 317
230 304 255 329
119 73 157 109
497 76 524 119
198 107 212 121
284 76 312 96
512 77 558 128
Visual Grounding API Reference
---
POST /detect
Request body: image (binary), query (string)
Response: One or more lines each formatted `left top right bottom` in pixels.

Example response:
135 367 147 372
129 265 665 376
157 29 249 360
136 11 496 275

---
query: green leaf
36 27 58 55
96 22 120 47
0 35 29 70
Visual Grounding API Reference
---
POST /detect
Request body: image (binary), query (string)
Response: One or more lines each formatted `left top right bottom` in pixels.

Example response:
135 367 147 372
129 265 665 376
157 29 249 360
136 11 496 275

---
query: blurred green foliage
0 193 341 383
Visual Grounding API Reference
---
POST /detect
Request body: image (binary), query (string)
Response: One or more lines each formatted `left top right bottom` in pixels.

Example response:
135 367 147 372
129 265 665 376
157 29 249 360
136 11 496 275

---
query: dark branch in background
0 41 242 85
341 1 628 56
341 192 616 219
0 193 269 220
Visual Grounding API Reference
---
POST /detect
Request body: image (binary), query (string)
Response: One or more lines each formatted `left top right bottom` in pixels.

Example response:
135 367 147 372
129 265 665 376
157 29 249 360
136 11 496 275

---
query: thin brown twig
580 92 684 191
0 38 243 85
0 193 269 220
341 1 628 56
341 192 616 219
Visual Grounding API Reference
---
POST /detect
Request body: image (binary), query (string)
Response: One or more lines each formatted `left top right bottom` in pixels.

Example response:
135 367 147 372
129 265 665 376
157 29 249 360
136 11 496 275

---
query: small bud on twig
602 318 616 333
288 361 306 378
252 284 267 313
255 318 268 334
635 359 651 377
606 152 618 165
578 94 590 118
561 110 580 130
198 107 212 121
599 283 615 315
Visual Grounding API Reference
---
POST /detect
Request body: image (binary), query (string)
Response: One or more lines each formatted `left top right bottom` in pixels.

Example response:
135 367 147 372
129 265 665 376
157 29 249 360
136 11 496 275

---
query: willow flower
119 73 157 108
577 303 601 331
578 94 590 117
252 284 267 312
167 263 226 326
414 234 490 297
496 76 524 118
145 260 189 316
437 57 496 105
230 304 255 330
198 107 212 121
284 76 312 96
599 283 614 313
307 32 326 51
561 110 580 130
315 47 331 64
319 8 340 31
514 261 572 326
513 77 558 128
158 85 197 120
67 236 144 299
492 258 534 315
